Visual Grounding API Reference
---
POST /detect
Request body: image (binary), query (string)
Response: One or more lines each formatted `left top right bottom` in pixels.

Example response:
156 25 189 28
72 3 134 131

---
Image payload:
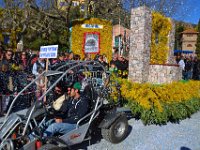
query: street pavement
75 111 200 150
1 110 199 150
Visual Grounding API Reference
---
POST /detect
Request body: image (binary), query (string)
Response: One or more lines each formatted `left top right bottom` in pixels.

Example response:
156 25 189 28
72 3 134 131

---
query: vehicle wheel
39 144 64 150
101 115 128 144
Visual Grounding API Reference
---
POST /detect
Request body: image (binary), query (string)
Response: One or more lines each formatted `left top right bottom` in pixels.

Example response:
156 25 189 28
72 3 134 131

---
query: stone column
128 6 152 83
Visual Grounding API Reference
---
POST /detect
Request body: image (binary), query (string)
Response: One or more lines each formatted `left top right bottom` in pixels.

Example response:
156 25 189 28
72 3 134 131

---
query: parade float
71 18 112 61
111 6 200 125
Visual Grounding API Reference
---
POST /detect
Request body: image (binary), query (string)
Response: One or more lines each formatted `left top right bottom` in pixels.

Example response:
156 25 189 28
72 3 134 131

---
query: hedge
111 77 200 125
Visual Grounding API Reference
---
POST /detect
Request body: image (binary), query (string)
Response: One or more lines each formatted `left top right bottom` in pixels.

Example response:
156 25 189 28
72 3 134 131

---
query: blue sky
174 0 200 24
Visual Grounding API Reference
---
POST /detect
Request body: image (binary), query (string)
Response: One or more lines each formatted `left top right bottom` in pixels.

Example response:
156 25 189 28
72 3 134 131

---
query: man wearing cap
42 82 89 137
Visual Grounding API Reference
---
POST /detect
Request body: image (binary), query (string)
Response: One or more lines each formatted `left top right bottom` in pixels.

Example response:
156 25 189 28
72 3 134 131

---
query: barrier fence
0 91 36 115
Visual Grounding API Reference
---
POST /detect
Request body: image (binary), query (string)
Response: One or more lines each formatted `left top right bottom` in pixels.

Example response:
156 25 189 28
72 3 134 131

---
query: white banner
40 45 58 58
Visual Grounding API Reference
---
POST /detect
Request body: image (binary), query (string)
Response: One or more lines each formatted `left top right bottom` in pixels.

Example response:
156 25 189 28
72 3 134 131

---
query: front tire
101 114 128 144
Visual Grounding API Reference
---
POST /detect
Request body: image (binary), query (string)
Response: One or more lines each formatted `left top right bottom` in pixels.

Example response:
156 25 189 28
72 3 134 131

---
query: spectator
19 51 28 71
0 48 3 69
2 49 15 70
68 52 74 60
109 62 118 74
110 54 120 69
74 54 81 61
178 56 185 80
35 67 45 100
118 56 129 78
32 58 45 76
84 53 92 61
98 55 108 68
184 57 193 80
102 54 108 63
192 57 199 80
0 63 14 114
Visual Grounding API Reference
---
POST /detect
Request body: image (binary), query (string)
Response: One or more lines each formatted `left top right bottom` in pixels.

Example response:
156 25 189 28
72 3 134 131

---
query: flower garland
71 18 112 61
150 12 172 64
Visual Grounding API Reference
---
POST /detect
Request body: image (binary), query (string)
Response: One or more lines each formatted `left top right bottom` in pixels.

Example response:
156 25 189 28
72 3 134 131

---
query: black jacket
55 95 89 124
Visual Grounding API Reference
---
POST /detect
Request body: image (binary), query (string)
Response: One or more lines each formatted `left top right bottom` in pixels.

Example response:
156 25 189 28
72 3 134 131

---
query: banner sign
83 32 100 54
40 45 58 58
81 24 103 29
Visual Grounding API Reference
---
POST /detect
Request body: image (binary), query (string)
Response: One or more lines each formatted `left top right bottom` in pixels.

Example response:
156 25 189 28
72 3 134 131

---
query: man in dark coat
43 82 89 137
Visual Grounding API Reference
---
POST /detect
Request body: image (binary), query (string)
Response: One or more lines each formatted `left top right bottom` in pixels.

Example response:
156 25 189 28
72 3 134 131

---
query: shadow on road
72 125 132 150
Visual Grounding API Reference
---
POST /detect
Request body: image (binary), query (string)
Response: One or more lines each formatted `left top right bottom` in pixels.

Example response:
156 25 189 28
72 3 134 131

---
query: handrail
38 61 106 101
76 96 103 128
22 104 36 136
55 61 79 71
89 97 102 124
56 60 106 72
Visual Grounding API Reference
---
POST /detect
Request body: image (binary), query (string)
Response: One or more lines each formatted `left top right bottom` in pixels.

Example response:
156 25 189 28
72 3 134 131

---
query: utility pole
118 0 121 55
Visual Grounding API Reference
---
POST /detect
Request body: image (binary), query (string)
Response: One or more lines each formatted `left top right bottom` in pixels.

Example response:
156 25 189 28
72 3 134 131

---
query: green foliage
196 19 200 58
24 29 69 51
175 24 185 50
115 77 200 125
127 98 200 125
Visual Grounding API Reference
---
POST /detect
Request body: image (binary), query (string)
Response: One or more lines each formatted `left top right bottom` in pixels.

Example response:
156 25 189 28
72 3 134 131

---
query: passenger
43 82 89 137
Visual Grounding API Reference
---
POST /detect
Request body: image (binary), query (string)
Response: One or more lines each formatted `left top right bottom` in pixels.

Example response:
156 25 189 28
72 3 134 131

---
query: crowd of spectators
0 46 129 116
176 53 200 80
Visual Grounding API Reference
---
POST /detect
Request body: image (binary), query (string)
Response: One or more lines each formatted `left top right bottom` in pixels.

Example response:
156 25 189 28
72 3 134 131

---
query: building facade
182 29 199 53
112 25 130 55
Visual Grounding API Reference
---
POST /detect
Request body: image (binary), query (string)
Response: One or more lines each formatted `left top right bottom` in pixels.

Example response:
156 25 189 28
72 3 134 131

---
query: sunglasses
7 53 12 56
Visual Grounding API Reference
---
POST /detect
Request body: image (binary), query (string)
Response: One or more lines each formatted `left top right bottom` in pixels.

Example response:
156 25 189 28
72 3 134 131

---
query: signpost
40 45 58 102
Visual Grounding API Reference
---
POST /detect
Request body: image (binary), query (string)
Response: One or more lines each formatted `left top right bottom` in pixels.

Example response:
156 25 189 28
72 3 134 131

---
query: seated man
43 82 89 137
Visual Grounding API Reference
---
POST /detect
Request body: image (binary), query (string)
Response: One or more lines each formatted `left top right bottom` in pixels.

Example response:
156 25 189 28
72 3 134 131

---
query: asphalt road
75 111 200 150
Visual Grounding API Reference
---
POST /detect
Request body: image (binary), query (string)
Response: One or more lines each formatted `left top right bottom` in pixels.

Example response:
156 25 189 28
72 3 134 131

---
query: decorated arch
71 18 112 61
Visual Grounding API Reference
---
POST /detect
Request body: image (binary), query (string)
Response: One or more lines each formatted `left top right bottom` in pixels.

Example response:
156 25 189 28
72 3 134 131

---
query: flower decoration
71 18 112 61
151 12 172 64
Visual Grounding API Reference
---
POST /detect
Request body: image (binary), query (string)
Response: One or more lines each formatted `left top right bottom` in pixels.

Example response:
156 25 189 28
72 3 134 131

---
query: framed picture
83 32 100 54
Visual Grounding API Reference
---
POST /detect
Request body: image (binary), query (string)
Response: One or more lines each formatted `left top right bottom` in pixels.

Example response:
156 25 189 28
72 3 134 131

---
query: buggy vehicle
0 61 130 150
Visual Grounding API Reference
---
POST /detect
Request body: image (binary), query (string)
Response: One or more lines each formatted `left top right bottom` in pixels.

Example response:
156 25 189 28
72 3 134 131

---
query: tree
174 22 185 50
25 0 84 49
196 19 200 58
90 0 130 28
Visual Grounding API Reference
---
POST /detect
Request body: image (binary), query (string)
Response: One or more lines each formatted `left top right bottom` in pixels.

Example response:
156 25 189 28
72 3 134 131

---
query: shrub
113 77 200 125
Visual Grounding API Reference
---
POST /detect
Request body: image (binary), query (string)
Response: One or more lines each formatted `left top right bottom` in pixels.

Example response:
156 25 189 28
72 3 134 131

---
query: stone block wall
128 6 152 83
148 65 182 84
128 6 182 84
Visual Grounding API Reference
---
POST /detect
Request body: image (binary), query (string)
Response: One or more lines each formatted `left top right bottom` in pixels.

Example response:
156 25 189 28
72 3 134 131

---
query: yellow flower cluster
151 12 172 64
71 18 112 61
114 77 200 112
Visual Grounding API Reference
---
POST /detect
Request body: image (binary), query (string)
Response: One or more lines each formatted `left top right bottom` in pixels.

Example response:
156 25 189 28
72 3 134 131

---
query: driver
43 82 89 137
